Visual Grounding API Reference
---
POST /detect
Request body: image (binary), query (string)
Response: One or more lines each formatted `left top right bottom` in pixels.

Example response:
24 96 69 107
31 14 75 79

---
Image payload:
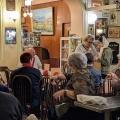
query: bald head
26 47 36 58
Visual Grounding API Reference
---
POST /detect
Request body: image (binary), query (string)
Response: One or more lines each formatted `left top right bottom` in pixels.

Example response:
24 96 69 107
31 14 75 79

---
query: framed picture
6 0 15 11
91 2 102 12
88 24 94 35
108 26 120 38
110 11 117 24
116 4 120 11
102 10 110 17
5 27 16 44
32 7 54 35
95 18 108 39
102 0 109 5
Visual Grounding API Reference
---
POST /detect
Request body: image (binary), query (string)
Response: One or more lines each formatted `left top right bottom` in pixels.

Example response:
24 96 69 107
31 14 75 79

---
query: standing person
18 47 42 70
95 35 113 79
0 91 22 120
75 34 98 57
9 52 42 118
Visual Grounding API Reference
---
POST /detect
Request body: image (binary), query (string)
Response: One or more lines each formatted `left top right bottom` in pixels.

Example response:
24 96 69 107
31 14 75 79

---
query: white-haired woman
95 35 113 79
50 52 98 120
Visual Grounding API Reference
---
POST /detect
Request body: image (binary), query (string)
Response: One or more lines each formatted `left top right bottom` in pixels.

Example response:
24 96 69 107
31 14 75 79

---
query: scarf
98 36 109 58
22 63 32 67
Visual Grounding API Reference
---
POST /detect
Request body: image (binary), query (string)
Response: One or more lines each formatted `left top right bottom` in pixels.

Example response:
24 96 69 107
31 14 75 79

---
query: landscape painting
32 7 53 35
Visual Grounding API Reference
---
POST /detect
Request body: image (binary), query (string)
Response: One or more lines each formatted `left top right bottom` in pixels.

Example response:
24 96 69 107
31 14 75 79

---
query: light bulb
23 12 27 17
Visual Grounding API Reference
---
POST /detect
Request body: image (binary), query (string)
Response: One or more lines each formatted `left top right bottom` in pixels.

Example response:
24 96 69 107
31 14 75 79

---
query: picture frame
102 10 110 18
108 26 120 38
102 0 109 5
88 24 94 35
5 27 16 44
110 11 117 25
6 0 15 11
91 2 102 12
32 7 54 35
95 18 108 39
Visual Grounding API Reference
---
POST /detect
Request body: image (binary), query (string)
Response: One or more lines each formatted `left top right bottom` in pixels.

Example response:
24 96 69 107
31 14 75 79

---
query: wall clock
6 0 15 11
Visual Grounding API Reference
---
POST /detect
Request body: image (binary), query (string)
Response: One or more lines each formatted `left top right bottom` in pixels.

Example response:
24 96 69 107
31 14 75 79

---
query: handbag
55 103 70 116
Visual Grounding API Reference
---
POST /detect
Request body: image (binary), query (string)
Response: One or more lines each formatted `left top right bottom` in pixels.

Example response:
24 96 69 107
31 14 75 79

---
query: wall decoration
102 0 109 5
6 0 15 11
5 27 16 44
116 3 120 11
95 18 108 39
91 2 102 12
22 32 41 47
110 11 117 24
108 26 120 38
88 24 94 35
102 10 110 17
32 7 54 35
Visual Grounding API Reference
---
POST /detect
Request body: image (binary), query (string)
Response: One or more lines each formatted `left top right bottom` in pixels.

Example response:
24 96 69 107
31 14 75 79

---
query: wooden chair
39 76 66 120
12 75 32 115
5 69 12 84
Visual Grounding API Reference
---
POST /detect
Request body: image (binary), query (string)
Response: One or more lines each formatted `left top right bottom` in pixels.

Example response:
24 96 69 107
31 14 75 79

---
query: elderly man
18 47 42 69
75 34 98 57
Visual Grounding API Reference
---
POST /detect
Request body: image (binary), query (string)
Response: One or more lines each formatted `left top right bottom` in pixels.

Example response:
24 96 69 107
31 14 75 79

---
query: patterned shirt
64 68 95 100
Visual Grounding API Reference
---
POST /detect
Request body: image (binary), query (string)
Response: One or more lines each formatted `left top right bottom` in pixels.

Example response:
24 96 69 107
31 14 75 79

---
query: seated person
18 47 42 70
9 52 42 118
50 52 104 120
0 91 22 120
112 54 120 73
85 53 103 87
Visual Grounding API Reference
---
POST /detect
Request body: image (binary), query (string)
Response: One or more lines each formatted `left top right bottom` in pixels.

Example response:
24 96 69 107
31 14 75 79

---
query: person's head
97 33 109 48
27 47 36 58
85 53 94 65
67 52 87 73
20 52 32 63
83 35 94 48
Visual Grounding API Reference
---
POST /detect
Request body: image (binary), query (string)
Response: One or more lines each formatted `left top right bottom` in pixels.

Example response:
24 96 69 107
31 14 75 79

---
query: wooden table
74 96 120 120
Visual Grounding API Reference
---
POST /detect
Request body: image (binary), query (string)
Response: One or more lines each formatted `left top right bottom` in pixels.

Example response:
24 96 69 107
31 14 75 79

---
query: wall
22 1 71 67
0 0 22 70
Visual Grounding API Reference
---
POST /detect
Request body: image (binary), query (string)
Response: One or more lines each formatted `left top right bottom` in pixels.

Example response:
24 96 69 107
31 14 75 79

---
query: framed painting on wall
88 24 94 35
32 7 54 35
91 2 102 12
110 11 117 25
5 27 16 44
108 26 120 38
102 0 109 5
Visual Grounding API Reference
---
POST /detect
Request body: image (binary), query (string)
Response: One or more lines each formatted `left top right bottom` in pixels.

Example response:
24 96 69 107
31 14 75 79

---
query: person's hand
106 72 116 80
94 56 98 61
53 90 64 99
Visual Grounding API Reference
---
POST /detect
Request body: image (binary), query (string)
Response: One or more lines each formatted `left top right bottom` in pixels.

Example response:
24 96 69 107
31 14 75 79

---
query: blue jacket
87 66 103 87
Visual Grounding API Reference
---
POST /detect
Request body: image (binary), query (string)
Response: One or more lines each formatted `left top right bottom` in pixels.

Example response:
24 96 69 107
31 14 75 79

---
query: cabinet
60 37 81 72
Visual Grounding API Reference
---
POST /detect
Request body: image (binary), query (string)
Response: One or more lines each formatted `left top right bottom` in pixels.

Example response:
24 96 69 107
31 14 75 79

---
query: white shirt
18 55 42 69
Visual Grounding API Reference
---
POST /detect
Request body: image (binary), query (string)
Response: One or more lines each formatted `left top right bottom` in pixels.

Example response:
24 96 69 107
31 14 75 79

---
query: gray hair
83 34 94 42
67 52 87 69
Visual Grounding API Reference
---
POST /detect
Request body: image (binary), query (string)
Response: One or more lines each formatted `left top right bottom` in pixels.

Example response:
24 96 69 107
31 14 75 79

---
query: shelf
86 4 116 11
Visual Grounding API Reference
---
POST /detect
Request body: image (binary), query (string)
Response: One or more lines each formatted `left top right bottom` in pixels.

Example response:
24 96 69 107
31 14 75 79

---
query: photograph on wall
32 7 54 35
88 24 94 35
91 2 102 12
102 0 109 5
5 27 16 44
108 26 120 38
110 11 117 24
102 10 110 17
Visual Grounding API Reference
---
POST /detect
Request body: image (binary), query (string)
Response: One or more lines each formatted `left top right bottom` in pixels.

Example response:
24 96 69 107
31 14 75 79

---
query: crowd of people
0 34 120 120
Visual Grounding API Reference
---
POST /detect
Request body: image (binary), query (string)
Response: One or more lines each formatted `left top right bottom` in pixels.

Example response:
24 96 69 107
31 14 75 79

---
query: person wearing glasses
75 34 98 57
18 47 42 70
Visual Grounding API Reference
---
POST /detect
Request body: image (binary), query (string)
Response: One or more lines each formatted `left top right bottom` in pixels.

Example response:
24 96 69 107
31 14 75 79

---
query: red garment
22 63 32 67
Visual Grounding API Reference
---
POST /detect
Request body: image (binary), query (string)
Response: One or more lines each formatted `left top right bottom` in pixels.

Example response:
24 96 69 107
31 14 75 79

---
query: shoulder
35 55 39 59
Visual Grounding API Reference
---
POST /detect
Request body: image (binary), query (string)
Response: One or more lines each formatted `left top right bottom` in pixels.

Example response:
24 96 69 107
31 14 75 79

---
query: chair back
12 75 32 106
0 66 8 71
5 69 12 84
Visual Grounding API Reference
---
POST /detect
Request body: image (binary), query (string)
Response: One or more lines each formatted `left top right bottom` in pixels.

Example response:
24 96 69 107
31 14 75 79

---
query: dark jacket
0 91 22 120
9 67 42 100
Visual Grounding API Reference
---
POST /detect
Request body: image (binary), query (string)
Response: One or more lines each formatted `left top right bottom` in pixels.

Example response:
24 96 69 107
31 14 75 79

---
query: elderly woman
95 35 113 79
75 34 98 57
50 52 96 120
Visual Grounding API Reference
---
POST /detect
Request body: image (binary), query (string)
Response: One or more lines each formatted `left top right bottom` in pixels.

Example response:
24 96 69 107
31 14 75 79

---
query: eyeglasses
87 41 93 44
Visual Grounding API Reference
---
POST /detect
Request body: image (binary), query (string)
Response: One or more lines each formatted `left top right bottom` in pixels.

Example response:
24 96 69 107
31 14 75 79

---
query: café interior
1 0 120 120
